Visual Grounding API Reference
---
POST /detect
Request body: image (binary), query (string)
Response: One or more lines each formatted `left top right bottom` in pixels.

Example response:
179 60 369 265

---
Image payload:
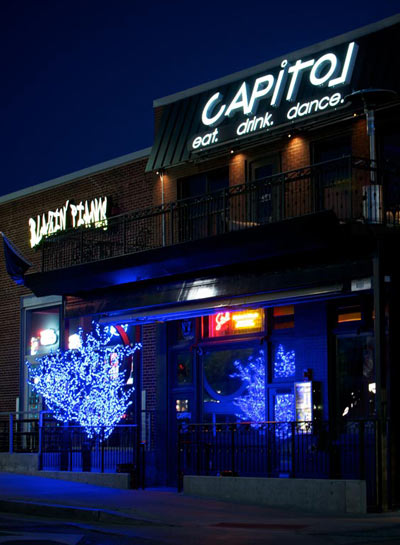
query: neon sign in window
207 309 264 337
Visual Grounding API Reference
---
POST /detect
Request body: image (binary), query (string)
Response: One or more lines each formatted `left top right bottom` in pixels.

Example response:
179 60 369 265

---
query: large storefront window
336 335 375 418
22 296 62 413
203 346 255 423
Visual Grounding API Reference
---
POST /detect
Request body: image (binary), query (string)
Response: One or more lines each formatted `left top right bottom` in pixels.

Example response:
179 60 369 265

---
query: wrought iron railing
177 420 384 510
41 156 400 272
39 420 145 487
0 412 40 453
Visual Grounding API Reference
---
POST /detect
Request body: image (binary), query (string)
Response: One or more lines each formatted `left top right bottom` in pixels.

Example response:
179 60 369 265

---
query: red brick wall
0 154 155 412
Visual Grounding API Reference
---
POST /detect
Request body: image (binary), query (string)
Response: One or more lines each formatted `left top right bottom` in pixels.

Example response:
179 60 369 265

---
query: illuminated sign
31 329 58 355
295 382 312 432
190 42 358 151
39 329 58 346
209 309 263 336
232 311 261 329
68 334 81 350
29 197 108 248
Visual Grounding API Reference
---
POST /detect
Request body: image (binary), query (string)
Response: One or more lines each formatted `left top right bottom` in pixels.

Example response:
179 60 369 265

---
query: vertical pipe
9 414 13 453
374 248 388 510
160 172 166 247
38 411 43 470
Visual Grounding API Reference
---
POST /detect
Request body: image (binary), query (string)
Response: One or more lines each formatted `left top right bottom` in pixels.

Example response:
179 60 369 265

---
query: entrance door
167 319 198 485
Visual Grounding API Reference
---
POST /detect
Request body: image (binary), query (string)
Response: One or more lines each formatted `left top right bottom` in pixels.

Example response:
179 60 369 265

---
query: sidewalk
0 472 400 542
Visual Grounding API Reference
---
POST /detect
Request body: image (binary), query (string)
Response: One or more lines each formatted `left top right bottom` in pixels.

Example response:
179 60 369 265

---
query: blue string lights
26 322 141 439
231 350 266 423
274 394 295 438
273 344 296 378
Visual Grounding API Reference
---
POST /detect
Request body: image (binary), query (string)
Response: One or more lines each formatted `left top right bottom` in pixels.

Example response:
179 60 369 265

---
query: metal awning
99 284 343 325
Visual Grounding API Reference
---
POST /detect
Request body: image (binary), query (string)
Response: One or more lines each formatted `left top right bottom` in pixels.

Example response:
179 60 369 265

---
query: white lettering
191 128 219 150
28 197 108 248
329 92 342 107
287 58 315 102
247 74 275 114
236 112 273 136
225 82 250 118
329 42 358 87
286 92 343 120
309 53 338 86
201 92 226 126
199 43 358 130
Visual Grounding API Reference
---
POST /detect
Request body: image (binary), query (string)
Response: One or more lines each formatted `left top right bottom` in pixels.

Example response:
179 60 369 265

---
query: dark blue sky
1 1 399 197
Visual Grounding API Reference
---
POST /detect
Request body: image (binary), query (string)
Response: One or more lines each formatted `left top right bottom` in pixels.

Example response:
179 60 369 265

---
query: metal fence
177 420 381 509
41 156 400 272
0 412 40 453
39 420 145 487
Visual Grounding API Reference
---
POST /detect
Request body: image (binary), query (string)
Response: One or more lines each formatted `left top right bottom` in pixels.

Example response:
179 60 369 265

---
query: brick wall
0 154 155 411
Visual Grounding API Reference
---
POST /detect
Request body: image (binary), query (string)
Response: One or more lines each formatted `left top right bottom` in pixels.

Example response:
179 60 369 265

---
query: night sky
1 1 399 198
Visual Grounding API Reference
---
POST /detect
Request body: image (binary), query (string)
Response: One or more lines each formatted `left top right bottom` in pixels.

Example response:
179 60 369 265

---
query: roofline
153 14 400 108
0 147 152 205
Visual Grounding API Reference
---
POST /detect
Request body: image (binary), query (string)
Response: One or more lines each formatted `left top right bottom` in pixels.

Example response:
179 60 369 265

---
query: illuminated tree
273 344 295 378
231 350 266 423
26 323 141 439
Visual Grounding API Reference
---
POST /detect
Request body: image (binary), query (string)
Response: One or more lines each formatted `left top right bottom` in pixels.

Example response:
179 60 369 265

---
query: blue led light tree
231 350 266 423
274 393 295 439
273 344 295 378
26 323 141 439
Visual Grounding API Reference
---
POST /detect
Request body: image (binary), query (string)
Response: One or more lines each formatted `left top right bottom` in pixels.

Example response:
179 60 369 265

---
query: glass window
26 307 60 357
273 305 295 330
203 346 256 423
175 352 193 385
336 335 375 419
178 167 229 200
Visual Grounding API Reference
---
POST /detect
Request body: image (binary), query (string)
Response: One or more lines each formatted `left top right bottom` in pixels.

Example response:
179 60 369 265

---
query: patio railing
177 419 387 510
41 156 400 272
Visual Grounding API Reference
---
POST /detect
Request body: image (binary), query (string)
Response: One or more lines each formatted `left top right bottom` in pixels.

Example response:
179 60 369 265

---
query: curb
0 499 168 526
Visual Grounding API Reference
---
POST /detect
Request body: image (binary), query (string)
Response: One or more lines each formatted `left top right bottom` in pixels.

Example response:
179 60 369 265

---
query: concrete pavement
1 472 400 544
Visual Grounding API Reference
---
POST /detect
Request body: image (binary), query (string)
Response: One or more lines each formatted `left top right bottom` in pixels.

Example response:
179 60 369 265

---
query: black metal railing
41 156 400 272
39 420 145 488
0 412 40 453
177 420 382 509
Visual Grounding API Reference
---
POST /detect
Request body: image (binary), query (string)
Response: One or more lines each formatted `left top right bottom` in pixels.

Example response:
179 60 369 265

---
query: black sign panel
147 19 400 172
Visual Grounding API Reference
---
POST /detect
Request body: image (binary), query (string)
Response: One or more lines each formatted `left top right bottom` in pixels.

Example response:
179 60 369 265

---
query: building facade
1 15 400 510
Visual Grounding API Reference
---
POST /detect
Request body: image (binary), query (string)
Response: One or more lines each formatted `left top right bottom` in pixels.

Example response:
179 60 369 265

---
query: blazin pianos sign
29 196 108 248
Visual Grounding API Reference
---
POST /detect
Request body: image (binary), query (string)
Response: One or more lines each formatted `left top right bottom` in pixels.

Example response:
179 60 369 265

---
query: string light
26 322 141 439
275 394 295 439
231 350 266 424
274 344 296 378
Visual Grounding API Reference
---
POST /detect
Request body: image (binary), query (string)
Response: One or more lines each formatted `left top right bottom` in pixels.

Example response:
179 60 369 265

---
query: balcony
41 156 400 273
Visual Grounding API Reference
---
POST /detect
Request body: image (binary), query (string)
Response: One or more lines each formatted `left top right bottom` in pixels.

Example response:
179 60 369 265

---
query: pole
373 248 388 510
160 171 166 247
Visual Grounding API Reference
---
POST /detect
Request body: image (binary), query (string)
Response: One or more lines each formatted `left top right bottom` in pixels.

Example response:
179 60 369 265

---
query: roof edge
153 14 400 108
0 147 152 205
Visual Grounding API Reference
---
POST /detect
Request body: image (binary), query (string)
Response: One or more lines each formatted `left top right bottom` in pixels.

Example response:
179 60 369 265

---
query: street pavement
0 472 400 544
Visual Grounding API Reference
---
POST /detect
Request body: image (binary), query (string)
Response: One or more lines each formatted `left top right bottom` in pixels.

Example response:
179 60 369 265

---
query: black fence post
38 412 43 471
231 424 236 475
291 421 296 478
101 428 105 473
141 441 145 490
359 421 365 480
177 424 183 492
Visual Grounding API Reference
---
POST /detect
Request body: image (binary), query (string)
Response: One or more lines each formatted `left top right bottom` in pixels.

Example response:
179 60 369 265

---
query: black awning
1 231 32 285
24 211 342 298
